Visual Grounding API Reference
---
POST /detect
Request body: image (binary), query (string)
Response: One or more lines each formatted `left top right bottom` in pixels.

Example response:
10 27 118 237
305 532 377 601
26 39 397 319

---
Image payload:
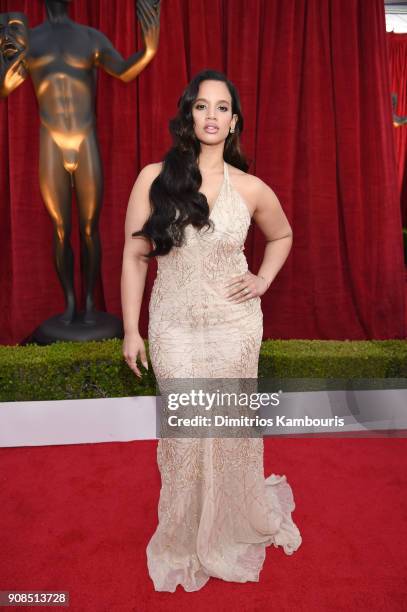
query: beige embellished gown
146 161 302 592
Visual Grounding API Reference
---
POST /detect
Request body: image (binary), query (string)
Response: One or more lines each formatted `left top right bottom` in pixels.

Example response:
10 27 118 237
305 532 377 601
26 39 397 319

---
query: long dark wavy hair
132 69 250 258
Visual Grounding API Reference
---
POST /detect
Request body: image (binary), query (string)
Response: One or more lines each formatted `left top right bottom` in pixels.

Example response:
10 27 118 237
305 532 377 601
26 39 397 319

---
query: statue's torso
26 22 98 132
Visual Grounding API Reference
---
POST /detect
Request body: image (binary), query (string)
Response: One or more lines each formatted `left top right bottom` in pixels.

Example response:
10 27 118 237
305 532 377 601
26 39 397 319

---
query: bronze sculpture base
27 311 123 345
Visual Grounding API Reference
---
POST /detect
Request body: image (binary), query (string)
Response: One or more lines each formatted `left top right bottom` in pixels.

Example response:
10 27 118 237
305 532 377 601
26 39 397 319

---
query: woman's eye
195 104 229 112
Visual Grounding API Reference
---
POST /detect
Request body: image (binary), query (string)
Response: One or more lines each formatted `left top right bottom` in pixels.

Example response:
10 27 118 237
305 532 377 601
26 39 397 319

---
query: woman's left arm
225 178 293 303
253 179 293 292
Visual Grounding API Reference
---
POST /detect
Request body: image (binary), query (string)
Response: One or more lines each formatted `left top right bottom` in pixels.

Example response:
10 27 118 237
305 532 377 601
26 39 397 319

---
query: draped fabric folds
0 0 404 344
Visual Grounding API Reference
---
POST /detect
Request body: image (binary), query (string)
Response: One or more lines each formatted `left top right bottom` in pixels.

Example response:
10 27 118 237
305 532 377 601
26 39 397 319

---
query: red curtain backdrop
387 31 407 227
0 0 405 345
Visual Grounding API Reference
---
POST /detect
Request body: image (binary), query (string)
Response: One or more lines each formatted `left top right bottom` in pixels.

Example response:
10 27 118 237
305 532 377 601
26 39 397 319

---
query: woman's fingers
224 273 254 301
125 353 142 378
139 347 149 370
123 336 149 378
224 276 246 298
224 271 269 303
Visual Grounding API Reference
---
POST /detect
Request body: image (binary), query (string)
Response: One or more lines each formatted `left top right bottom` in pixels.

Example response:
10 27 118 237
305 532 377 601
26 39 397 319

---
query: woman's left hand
224 271 270 303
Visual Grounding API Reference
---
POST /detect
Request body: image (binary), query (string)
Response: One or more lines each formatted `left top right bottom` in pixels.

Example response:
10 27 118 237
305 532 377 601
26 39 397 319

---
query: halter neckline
207 161 228 218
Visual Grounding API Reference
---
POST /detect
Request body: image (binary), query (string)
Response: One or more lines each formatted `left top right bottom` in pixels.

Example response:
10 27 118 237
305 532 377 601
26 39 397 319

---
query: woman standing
121 69 302 592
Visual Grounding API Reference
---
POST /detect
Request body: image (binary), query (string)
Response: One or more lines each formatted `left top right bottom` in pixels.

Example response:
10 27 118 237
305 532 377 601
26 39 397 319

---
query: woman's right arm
121 163 160 378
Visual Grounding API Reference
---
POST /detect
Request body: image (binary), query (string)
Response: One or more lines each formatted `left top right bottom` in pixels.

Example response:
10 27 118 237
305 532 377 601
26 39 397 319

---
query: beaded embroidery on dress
146 161 302 592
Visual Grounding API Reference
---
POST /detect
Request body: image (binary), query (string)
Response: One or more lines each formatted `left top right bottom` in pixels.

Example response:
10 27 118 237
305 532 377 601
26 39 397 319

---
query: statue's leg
74 129 103 324
39 125 76 324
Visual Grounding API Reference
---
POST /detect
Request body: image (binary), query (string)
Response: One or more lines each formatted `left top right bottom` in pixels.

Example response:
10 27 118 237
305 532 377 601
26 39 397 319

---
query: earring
230 127 235 134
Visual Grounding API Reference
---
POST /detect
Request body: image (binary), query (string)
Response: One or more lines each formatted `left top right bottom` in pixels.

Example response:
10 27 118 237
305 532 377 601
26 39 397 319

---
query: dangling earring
230 127 235 134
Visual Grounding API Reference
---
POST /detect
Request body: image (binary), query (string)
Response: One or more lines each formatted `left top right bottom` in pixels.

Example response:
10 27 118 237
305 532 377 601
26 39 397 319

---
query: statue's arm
92 31 151 82
91 0 160 83
0 43 28 97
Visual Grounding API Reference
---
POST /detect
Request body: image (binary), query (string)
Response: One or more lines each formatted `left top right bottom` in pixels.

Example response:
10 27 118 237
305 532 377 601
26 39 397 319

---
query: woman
121 69 302 592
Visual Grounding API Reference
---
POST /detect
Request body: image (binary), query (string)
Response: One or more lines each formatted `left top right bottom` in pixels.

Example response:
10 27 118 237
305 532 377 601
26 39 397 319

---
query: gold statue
0 0 160 341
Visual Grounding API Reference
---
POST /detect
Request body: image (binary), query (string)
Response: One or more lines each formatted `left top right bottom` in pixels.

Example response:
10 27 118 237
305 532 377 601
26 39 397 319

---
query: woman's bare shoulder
228 164 265 189
227 164 265 214
137 162 164 185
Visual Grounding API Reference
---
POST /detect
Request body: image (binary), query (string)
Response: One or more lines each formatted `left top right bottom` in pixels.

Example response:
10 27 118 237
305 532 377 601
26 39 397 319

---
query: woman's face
192 80 238 145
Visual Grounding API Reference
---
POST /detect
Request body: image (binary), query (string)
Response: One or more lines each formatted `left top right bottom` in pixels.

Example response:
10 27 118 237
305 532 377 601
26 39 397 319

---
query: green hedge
0 338 405 402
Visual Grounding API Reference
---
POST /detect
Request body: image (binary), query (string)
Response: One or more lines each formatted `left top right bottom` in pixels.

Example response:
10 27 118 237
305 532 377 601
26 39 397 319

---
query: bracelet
258 274 271 289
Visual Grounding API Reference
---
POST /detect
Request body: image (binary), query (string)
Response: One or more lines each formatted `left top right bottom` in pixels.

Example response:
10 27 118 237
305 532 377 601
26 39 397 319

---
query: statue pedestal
27 311 123 345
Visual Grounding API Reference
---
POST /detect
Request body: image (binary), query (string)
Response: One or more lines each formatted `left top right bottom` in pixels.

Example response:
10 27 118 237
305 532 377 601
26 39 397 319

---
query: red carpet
1 438 406 611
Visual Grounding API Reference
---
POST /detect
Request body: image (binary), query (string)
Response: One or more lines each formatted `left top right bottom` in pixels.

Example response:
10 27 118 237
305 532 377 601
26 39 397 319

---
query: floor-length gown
146 160 302 592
